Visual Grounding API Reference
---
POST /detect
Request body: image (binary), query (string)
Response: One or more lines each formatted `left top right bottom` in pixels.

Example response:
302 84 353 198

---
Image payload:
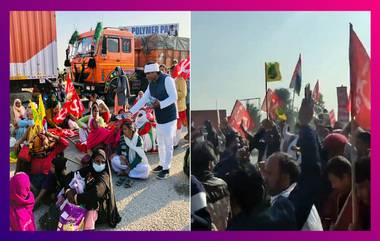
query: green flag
94 22 103 44
69 30 79 45
265 62 282 82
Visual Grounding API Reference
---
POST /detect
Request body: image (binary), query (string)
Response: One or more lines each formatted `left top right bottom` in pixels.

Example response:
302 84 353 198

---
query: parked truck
67 25 190 105
10 11 58 97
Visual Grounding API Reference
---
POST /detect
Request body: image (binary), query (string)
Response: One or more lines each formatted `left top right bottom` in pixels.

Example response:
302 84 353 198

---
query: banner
265 62 282 82
228 100 255 138
121 23 179 37
289 54 302 95
337 86 350 124
349 24 370 130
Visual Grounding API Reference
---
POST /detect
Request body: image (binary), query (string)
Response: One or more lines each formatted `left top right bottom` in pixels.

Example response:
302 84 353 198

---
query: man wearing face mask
127 62 178 180
65 149 121 230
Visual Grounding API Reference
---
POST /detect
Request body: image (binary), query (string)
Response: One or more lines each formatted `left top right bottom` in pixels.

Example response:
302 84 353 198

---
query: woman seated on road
10 172 36 231
64 149 121 230
111 121 150 183
88 93 111 123
45 93 79 130
11 99 26 126
14 103 35 141
14 127 69 195
77 104 109 148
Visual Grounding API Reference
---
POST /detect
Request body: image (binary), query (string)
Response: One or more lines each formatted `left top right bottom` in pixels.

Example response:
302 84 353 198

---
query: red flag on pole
171 56 190 80
54 75 85 124
312 80 320 102
261 89 273 112
261 89 283 120
349 24 370 130
228 100 255 138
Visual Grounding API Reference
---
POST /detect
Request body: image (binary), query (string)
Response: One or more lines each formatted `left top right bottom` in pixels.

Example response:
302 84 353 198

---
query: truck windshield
73 37 93 56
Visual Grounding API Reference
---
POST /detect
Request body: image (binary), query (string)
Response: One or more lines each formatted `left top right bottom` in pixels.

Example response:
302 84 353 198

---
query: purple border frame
1 0 378 240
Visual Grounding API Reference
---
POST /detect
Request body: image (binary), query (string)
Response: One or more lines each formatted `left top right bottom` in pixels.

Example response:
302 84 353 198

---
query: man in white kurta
128 63 178 179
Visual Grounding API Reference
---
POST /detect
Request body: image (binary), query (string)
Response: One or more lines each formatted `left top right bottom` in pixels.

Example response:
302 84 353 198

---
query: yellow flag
38 94 46 124
29 95 46 129
265 62 282 82
29 100 41 128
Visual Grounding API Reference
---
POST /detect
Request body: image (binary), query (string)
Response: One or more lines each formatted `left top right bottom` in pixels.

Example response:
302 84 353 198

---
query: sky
56 11 191 69
191 11 370 115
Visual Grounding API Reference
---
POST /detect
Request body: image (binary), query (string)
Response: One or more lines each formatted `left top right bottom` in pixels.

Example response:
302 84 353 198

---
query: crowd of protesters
10 61 190 231
191 87 370 231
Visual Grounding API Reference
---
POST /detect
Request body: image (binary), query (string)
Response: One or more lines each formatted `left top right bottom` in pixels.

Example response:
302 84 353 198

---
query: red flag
54 75 85 124
261 89 283 120
349 24 370 130
261 89 273 112
329 110 336 128
312 80 320 102
347 92 351 113
171 56 190 80
228 100 255 138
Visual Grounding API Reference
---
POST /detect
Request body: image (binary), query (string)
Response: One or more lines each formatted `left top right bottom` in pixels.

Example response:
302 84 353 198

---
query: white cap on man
144 63 160 73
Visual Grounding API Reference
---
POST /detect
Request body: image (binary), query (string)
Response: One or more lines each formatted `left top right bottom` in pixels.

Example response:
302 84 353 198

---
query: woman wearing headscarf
77 104 108 147
46 93 79 130
45 94 61 129
14 128 69 193
88 93 111 123
12 99 26 125
10 172 36 231
111 121 150 180
65 149 121 230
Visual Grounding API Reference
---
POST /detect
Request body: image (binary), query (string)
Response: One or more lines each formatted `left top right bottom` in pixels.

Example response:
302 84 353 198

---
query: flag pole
216 99 220 127
291 87 295 114
349 22 358 227
350 88 358 227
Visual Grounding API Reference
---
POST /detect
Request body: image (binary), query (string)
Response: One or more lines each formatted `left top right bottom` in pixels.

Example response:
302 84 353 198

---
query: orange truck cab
69 26 189 105
70 27 136 103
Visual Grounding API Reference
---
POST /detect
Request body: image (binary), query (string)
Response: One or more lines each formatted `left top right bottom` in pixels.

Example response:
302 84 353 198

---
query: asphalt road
10 136 190 231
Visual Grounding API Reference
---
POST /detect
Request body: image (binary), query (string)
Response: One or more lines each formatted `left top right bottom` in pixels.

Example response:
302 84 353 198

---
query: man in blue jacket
128 62 178 179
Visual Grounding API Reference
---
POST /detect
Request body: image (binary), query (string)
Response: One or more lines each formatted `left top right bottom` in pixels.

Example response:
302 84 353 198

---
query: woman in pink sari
10 172 36 231
77 104 113 150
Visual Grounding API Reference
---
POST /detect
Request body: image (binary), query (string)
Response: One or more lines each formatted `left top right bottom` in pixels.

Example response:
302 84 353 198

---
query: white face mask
93 162 106 173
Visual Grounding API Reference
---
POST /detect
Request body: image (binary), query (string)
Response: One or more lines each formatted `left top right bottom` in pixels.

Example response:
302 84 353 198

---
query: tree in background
274 88 297 130
246 102 261 132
